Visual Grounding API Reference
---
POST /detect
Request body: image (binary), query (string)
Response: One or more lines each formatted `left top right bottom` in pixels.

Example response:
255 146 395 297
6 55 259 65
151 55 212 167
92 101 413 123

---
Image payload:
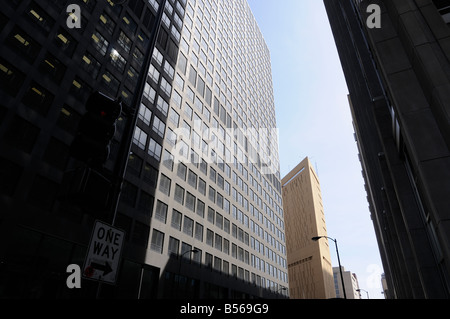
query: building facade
0 0 288 299
281 157 335 299
324 0 450 298
332 266 360 299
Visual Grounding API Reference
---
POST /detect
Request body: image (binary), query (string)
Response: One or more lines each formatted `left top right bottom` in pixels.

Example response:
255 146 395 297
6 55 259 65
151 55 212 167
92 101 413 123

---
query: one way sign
83 220 125 284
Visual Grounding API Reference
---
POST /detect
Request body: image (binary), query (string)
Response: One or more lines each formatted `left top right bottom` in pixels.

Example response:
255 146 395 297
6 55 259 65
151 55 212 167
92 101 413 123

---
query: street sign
83 220 125 284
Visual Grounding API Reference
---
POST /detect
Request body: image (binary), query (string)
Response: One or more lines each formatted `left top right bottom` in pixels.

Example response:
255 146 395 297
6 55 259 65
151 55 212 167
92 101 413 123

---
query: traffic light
70 91 122 167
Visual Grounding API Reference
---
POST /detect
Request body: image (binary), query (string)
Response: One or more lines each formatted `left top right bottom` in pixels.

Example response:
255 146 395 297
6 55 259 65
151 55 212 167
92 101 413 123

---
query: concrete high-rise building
0 0 288 298
281 157 335 299
324 0 450 298
332 266 360 299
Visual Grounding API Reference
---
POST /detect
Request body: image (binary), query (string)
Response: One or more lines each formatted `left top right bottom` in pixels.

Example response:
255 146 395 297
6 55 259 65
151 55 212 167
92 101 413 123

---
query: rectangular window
195 223 203 241
91 30 109 56
152 116 166 138
183 216 194 237
206 229 214 247
168 237 179 257
138 103 152 126
155 200 168 223
196 199 205 218
22 82 54 115
174 184 185 205
171 209 182 230
162 150 174 171
150 229 164 253
187 170 198 189
148 138 162 161
8 26 42 62
159 174 171 196
133 126 147 150
185 192 195 212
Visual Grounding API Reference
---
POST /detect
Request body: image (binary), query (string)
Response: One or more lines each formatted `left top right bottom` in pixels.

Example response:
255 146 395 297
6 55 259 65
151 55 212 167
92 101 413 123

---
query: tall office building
332 266 360 299
0 0 288 298
281 157 335 299
324 0 450 298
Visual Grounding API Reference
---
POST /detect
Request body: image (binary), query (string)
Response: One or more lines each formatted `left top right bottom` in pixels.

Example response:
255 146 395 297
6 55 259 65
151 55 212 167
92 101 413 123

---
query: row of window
149 224 288 284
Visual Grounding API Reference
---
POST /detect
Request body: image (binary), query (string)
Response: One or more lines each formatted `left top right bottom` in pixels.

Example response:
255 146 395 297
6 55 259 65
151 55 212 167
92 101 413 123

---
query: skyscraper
324 0 450 298
281 157 335 299
0 0 288 299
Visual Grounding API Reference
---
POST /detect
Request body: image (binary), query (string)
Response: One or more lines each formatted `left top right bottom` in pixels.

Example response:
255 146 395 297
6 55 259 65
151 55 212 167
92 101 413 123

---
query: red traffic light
85 91 122 121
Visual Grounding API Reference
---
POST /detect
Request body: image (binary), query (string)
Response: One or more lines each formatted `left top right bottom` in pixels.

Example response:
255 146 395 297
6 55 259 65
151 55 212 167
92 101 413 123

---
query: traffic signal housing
70 91 122 167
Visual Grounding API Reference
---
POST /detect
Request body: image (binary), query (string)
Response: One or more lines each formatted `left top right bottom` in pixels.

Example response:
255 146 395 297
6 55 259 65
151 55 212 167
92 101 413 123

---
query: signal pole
108 0 167 226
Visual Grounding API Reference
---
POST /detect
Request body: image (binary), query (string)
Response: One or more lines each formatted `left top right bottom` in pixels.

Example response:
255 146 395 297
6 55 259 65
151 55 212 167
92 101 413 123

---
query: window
133 47 144 67
168 237 179 257
150 229 164 253
155 200 168 223
159 174 171 196
117 30 132 53
122 13 137 34
209 186 216 203
195 223 203 241
22 82 54 115
164 61 175 79
54 27 76 57
196 199 205 218
177 163 187 180
215 234 222 251
171 209 182 230
26 2 54 34
152 116 166 138
186 192 195 212
0 58 25 97
206 229 214 247
183 216 194 237
99 12 116 35
143 82 156 103
110 48 126 73
148 64 160 83
153 47 163 65
127 153 142 177
198 178 206 196
39 53 66 82
138 190 154 216
138 103 152 126
161 77 172 96
187 170 197 189
148 138 162 161
189 65 197 85
133 126 147 150
162 150 174 171
156 96 169 116
207 207 215 224
143 163 158 187
169 108 180 126
91 30 109 56
174 184 185 204
223 239 230 255
166 127 177 146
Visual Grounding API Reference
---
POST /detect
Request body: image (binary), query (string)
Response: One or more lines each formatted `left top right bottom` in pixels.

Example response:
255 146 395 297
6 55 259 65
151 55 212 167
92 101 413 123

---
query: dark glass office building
324 0 450 298
0 0 288 298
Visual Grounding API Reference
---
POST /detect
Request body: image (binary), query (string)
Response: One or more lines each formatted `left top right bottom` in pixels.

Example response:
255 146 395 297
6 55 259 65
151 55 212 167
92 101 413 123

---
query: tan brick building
281 157 335 299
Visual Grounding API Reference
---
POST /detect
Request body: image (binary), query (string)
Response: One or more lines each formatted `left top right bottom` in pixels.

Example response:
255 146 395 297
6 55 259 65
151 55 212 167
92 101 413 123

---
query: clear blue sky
247 0 385 299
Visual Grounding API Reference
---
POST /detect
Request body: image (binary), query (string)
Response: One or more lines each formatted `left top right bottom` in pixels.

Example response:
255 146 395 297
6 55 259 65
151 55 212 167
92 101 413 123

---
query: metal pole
334 238 347 299
109 0 167 226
